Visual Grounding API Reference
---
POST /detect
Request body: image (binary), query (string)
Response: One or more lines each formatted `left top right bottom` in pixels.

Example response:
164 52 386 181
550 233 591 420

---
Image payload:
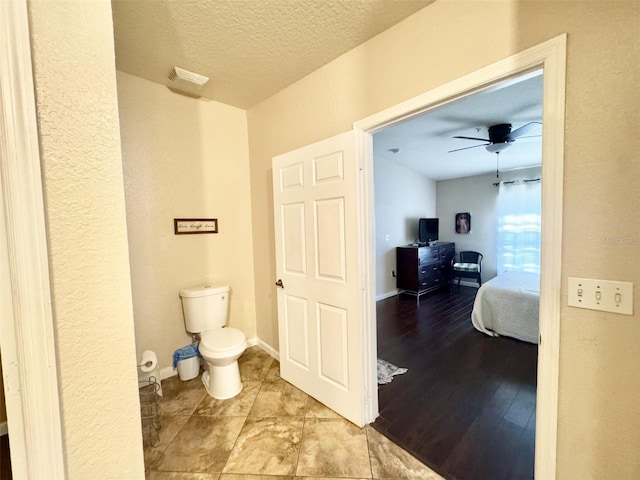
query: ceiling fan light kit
486 142 512 153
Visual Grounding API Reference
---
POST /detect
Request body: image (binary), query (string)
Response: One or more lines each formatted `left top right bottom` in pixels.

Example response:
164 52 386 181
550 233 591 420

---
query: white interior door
272 131 366 426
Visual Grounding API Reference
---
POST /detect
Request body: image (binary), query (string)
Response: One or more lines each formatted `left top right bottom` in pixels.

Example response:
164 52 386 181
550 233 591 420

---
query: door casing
0 1 66 478
354 34 566 480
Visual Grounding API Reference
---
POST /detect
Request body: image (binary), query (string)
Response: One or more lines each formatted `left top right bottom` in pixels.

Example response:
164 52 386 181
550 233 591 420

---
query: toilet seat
199 328 246 356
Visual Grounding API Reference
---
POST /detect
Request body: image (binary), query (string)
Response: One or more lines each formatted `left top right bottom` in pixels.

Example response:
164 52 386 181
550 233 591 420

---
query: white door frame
355 35 566 480
0 1 66 478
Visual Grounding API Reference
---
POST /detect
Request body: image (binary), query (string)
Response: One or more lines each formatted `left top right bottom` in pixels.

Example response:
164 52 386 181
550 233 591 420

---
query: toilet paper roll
139 350 158 373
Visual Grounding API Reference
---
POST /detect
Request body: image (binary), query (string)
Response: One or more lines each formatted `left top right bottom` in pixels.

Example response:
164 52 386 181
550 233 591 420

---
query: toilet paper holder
137 350 158 373
137 359 154 369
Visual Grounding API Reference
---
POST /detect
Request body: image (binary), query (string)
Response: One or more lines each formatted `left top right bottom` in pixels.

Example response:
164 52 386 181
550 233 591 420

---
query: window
497 180 541 274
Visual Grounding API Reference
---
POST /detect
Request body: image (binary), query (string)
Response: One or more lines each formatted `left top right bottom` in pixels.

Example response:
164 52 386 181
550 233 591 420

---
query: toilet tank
179 285 230 333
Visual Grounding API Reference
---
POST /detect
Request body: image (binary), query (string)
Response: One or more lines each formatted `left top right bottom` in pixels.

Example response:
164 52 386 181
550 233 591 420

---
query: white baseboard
0 421 7 436
375 283 478 302
256 338 279 361
155 336 271 381
376 290 399 302
159 365 177 380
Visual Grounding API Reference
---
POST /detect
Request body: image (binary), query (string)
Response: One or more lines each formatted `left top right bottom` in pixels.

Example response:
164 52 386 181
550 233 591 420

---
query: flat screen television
418 218 439 244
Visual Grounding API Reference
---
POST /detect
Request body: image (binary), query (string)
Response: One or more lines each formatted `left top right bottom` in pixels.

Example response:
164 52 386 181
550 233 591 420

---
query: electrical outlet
568 277 633 315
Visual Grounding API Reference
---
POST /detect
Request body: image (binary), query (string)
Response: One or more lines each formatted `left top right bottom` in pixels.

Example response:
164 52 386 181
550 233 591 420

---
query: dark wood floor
373 286 537 480
0 435 11 480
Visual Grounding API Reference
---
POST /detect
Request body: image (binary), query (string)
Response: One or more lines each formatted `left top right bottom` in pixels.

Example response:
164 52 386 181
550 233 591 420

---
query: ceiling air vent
167 67 209 96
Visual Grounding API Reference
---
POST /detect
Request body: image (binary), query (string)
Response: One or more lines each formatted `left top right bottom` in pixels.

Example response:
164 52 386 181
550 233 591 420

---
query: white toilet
179 285 247 399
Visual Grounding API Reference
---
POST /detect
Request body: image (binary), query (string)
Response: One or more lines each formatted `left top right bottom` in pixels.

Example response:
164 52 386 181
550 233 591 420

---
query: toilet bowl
179 285 247 400
199 327 247 399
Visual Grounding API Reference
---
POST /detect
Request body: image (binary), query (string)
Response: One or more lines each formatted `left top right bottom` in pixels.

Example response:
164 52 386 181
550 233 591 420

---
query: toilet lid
200 328 246 353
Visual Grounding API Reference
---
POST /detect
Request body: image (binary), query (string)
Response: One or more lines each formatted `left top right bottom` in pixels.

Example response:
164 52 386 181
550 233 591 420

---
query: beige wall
374 156 436 298
247 1 639 478
117 72 256 368
28 1 144 478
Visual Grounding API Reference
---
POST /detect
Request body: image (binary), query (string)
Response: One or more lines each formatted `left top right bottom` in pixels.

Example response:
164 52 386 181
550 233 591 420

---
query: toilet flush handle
275 279 284 289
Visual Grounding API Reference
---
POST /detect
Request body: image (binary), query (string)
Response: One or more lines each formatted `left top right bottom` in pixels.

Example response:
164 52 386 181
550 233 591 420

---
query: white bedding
471 271 540 344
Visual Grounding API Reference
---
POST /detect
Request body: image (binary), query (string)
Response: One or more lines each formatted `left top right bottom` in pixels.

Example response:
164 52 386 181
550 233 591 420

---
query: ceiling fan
448 122 541 153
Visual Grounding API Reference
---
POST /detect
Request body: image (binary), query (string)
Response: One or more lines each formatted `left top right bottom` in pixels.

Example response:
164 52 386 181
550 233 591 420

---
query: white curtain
497 180 541 274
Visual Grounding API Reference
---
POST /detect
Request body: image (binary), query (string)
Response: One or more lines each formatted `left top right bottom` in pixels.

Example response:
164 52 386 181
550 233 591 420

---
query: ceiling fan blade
507 121 542 140
448 143 489 153
452 135 490 142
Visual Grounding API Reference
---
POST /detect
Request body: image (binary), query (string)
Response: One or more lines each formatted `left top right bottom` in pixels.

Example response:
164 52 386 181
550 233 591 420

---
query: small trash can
173 344 200 381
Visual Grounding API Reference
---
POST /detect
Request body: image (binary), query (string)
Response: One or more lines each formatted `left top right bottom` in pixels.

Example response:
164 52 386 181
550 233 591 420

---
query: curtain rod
492 177 541 187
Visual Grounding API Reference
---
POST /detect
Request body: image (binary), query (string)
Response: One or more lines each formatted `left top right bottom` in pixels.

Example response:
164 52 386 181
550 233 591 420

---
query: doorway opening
369 71 542 479
355 34 566 480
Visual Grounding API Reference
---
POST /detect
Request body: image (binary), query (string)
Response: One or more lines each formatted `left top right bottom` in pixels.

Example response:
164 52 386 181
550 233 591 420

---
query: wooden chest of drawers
396 242 455 297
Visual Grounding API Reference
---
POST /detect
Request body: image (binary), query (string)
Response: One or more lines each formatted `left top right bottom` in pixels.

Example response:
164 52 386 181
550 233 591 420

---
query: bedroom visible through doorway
369 70 543 480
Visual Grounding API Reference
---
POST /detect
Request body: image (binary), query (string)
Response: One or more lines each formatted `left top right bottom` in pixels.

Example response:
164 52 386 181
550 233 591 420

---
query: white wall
374 155 436 298
28 1 145 477
437 166 542 282
117 72 257 372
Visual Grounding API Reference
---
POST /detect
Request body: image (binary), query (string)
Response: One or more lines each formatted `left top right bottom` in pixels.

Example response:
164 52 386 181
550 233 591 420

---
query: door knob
275 279 284 288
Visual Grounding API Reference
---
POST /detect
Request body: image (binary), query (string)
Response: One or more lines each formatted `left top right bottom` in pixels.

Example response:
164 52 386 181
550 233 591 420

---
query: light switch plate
568 277 633 315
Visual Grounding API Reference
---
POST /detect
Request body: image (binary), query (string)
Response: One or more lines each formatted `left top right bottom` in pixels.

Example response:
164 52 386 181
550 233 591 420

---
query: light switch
568 277 633 315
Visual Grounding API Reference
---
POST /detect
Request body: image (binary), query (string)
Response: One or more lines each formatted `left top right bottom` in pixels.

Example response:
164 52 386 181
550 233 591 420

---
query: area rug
377 358 408 385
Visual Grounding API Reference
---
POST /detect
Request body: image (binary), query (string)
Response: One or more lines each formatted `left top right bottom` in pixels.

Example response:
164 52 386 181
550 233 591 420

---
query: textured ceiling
373 72 544 180
111 0 433 109
111 1 541 181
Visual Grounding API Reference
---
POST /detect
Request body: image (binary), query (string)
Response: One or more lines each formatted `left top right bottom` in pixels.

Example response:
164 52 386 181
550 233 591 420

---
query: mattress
471 271 540 344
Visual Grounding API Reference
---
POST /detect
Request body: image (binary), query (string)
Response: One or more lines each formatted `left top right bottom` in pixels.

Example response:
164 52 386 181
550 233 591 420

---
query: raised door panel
315 198 346 282
313 151 344 184
282 203 306 275
283 294 309 370
317 303 348 389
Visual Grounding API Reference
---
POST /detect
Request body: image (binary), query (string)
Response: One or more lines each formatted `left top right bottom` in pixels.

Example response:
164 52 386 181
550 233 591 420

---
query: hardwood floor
0 435 11 480
374 286 537 480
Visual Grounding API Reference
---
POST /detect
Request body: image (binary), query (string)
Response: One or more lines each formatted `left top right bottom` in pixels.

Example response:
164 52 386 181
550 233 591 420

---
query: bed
471 271 540 344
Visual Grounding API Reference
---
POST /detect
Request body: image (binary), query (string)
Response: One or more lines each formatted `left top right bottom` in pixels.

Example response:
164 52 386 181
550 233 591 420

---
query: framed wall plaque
174 218 218 235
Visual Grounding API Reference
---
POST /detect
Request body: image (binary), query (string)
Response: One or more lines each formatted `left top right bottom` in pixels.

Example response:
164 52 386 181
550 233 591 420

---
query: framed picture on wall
455 212 471 234
174 218 218 234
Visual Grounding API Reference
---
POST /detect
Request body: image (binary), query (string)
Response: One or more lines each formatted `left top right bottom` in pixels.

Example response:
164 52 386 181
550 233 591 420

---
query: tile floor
144 346 443 480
